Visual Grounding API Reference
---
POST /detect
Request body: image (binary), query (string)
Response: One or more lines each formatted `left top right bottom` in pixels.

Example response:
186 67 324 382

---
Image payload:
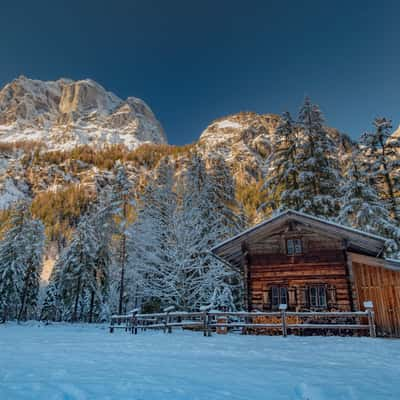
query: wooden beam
348 252 385 269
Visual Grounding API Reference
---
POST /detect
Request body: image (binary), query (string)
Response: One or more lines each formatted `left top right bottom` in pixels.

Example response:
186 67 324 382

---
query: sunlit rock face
0 76 166 150
198 112 280 183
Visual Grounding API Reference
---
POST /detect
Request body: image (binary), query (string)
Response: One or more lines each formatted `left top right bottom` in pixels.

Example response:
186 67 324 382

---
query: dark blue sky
1 0 399 144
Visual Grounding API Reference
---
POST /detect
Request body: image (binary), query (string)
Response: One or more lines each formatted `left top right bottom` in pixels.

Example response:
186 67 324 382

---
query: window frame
286 238 303 255
270 286 288 310
308 285 327 309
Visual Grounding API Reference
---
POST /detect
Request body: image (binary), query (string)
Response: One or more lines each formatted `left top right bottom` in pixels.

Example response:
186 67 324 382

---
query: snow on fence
109 302 376 337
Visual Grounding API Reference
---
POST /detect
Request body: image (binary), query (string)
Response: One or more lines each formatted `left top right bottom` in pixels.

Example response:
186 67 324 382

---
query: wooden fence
109 304 376 337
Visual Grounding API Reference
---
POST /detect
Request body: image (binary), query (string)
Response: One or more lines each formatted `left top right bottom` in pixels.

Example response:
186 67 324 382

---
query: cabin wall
247 230 353 312
249 253 352 311
351 261 400 337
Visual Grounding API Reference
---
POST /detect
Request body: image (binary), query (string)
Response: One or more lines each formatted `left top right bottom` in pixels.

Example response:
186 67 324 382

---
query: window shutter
288 287 297 309
294 239 302 254
328 285 337 308
302 287 310 309
264 289 271 310
287 239 294 255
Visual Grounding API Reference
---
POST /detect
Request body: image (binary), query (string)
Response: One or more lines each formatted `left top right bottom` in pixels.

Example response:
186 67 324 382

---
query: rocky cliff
0 76 166 150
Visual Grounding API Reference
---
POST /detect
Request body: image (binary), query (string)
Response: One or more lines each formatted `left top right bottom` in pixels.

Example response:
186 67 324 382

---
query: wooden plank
352 261 400 337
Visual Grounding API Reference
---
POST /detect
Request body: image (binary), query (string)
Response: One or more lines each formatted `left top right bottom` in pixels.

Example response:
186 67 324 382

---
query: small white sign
279 304 288 311
363 301 373 309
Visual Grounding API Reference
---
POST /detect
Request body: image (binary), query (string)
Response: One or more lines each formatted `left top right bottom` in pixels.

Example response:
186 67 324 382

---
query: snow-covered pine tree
0 202 44 322
87 195 113 322
40 273 62 322
338 148 393 230
209 285 236 311
338 146 400 258
175 152 244 310
297 97 341 218
52 200 112 323
54 214 98 321
17 215 45 321
126 157 178 310
264 111 303 212
360 118 400 223
111 161 133 315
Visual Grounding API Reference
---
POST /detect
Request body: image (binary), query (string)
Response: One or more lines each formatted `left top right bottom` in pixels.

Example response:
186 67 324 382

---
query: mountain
0 76 166 150
198 112 279 182
0 77 377 280
198 111 354 184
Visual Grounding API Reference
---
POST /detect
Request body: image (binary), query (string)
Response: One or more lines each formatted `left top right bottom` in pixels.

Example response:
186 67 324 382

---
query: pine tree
360 118 400 223
41 275 62 322
111 161 133 315
127 157 179 309
264 112 303 211
175 152 243 309
0 202 44 322
87 196 113 322
17 217 45 321
127 153 243 311
338 148 396 235
210 285 236 311
55 214 98 321
297 97 341 218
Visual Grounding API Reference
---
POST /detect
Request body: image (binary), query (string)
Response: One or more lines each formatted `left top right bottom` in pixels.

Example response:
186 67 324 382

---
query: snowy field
0 324 399 400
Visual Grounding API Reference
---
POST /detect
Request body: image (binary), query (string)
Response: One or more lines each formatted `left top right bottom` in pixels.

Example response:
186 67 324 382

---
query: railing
109 302 376 337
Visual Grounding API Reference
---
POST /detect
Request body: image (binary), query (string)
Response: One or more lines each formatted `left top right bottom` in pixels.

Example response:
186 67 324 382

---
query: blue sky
1 0 399 144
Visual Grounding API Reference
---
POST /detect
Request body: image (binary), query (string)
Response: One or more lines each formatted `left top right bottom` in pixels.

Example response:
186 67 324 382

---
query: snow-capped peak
0 76 166 150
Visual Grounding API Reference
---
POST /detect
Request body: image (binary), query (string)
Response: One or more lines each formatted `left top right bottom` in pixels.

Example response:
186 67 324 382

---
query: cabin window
308 286 327 308
271 286 288 308
286 238 302 255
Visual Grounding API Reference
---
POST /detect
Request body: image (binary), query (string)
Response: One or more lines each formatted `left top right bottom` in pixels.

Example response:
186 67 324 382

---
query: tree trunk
72 276 82 322
118 196 128 315
18 264 34 322
118 234 126 315
380 139 400 223
88 290 95 323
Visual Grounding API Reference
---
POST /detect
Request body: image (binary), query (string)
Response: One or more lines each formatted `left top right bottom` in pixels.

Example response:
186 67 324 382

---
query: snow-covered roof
211 210 387 269
384 258 400 271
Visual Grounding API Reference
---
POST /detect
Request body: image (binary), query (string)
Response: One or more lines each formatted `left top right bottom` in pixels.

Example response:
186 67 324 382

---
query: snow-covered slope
0 76 166 150
198 112 355 184
198 112 280 182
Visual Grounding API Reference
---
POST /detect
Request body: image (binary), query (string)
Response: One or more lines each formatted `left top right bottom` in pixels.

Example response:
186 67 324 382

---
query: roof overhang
211 210 387 270
348 252 400 272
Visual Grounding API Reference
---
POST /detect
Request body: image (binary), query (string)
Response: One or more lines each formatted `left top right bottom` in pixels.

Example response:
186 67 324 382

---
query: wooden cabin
211 210 400 337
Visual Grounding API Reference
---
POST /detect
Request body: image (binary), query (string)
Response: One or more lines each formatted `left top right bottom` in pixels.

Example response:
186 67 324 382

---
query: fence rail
109 303 376 337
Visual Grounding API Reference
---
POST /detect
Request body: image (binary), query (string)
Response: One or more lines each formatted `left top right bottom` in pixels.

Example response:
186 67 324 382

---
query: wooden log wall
249 258 352 311
247 229 353 312
352 261 400 337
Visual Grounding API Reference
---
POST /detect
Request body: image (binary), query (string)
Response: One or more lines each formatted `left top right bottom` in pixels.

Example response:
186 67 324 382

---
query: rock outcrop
198 112 280 182
0 76 166 150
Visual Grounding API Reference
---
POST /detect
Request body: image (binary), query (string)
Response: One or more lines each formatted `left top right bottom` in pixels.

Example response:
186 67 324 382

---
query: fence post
203 311 211 337
168 312 172 334
279 304 288 337
163 306 175 334
200 305 212 337
364 301 376 338
109 317 114 333
216 316 228 334
164 312 170 333
133 314 138 335
131 312 138 335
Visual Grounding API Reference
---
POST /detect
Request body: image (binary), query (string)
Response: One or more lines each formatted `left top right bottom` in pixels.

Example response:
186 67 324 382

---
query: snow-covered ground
0 324 399 400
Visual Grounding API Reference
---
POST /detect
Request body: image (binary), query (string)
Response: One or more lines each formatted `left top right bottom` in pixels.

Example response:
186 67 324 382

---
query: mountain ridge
0 76 166 150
